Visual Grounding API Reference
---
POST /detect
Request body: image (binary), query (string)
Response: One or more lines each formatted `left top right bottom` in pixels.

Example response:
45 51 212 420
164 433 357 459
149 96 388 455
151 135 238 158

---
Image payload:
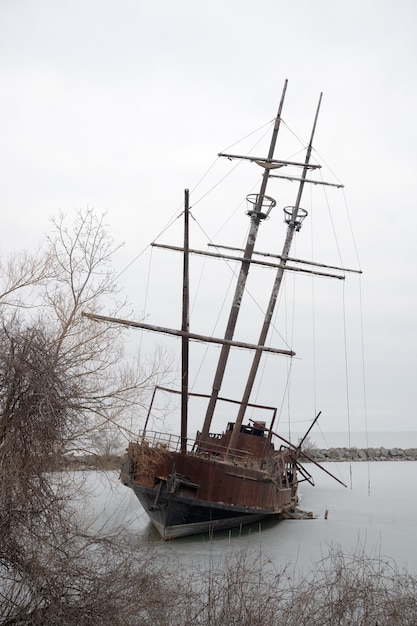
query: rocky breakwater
302 447 417 462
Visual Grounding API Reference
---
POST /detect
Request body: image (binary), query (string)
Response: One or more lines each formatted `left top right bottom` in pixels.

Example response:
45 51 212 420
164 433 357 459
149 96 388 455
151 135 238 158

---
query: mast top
245 194 276 221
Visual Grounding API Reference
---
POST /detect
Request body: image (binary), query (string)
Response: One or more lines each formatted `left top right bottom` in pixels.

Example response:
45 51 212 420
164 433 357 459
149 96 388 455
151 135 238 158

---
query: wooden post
180 189 190 454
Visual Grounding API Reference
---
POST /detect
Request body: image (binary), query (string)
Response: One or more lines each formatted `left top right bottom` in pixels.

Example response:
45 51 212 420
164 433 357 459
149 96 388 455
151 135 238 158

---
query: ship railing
136 430 194 453
198 445 261 469
134 430 263 469
195 431 258 464
142 385 278 445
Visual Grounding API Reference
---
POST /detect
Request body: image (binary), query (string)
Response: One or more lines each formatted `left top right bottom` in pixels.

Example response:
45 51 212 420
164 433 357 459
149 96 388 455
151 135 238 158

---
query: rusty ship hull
120 424 300 539
128 485 285 540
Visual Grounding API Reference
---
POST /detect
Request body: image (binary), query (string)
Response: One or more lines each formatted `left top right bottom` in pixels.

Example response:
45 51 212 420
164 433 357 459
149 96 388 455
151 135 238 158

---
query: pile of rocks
302 447 417 462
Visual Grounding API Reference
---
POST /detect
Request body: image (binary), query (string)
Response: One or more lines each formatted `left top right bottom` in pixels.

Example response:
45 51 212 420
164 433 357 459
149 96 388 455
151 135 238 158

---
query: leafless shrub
0 526 177 626
0 209 176 624
178 549 287 626
148 545 417 626
0 302 175 626
282 544 417 626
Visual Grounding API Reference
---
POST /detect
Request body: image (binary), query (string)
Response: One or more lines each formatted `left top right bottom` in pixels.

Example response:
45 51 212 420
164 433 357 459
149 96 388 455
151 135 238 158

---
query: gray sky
1 0 416 439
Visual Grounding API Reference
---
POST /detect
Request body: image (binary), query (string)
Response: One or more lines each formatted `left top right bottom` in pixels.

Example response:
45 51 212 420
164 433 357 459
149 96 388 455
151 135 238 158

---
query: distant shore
58 447 417 472
303 446 417 462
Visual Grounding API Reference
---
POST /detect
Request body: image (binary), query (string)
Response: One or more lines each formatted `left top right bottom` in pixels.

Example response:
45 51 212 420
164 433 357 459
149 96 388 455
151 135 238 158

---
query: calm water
86 457 417 576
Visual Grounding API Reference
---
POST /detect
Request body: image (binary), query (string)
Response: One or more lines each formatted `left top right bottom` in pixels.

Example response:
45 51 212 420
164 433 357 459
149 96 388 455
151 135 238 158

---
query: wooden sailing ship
86 80 358 539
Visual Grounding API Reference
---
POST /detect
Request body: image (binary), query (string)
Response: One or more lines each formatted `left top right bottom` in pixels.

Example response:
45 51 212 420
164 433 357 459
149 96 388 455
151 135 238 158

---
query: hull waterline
128 479 298 540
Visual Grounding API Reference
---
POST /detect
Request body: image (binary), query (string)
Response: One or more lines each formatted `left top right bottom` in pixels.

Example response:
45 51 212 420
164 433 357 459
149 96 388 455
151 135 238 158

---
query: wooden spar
297 411 322 449
217 153 321 170
152 242 346 280
181 189 189 453
82 313 295 356
199 79 289 443
207 243 363 275
269 173 343 188
296 451 348 489
142 386 157 436
227 92 323 456
155 385 279 414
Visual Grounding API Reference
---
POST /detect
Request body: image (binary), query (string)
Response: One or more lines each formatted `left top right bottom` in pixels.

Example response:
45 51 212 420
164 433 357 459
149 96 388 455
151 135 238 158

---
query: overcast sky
1 0 416 440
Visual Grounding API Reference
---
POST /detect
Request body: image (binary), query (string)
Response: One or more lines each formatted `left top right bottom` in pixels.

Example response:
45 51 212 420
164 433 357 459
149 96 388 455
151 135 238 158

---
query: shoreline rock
302 447 417 462
59 448 417 470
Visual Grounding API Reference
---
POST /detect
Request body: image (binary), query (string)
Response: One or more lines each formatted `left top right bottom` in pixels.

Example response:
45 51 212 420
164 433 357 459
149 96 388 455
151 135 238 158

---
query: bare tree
1 209 173 453
0 249 53 312
0 209 176 624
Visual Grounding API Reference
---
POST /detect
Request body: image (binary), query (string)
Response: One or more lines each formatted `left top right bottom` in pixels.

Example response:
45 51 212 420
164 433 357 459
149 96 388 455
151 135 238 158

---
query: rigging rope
190 121 274 211
141 244 154 351
342 281 353 489
339 185 368 492
358 273 371 496
341 187 362 270
114 211 183 282
191 212 294 351
114 120 275 281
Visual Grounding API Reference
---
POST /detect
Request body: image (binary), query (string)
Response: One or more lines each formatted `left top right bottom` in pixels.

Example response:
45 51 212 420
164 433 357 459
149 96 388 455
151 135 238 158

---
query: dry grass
168 545 417 626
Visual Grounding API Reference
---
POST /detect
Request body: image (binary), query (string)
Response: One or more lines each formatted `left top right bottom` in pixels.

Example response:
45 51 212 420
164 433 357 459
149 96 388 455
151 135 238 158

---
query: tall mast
180 189 190 453
227 93 323 455
199 79 288 443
